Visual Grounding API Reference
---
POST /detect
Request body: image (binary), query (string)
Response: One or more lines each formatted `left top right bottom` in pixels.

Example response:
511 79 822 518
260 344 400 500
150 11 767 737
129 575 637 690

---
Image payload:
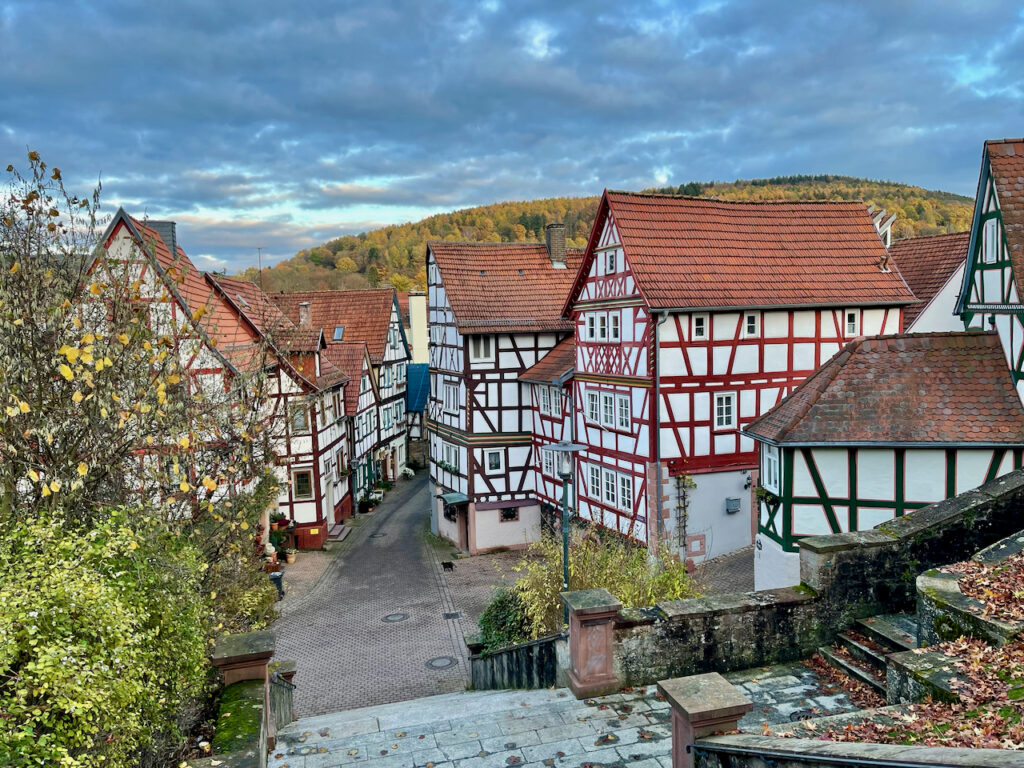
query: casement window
396 401 405 421
443 442 459 470
383 407 392 430
589 465 601 497
597 313 608 342
390 327 399 349
550 387 562 417
603 468 618 507
319 398 328 427
844 309 860 337
542 449 555 477
334 448 344 480
397 363 406 383
292 469 313 500
443 382 459 414
610 312 620 342
744 312 760 338
485 449 504 474
692 313 709 341
361 374 369 391
606 250 616 273
500 507 519 522
470 335 494 362
539 386 551 415
333 325 344 341
618 474 633 512
586 390 600 423
762 444 780 494
601 392 615 427
714 392 736 430
333 391 343 420
615 394 631 430
983 218 1000 264
586 314 597 341
289 401 309 434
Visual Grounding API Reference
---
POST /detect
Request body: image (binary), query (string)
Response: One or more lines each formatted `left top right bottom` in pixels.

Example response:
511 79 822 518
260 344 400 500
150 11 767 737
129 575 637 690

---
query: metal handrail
690 743 960 768
270 671 296 691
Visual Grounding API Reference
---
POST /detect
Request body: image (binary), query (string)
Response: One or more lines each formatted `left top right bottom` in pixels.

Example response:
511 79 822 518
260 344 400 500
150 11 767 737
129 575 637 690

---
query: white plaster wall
668 468 753 562
907 263 966 333
754 535 800 591
435 494 461 545
473 504 541 551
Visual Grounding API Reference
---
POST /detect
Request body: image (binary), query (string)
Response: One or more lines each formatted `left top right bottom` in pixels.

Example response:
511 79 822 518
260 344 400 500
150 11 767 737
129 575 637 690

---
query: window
539 386 551 415
334 448 344 480
610 312 620 342
744 312 760 338
586 391 600 423
319 398 328 427
383 406 392 429
550 387 562 416
603 468 617 506
618 474 633 512
589 465 601 497
597 313 608 342
390 327 399 349
470 336 494 362
983 218 1000 264
844 309 859 337
616 394 630 430
289 401 309 433
606 251 616 273
714 392 736 430
333 325 344 341
333 390 343 420
443 382 459 414
485 449 504 474
543 449 555 476
601 392 615 427
397 363 407 383
292 469 313 500
692 313 709 341
762 444 780 494
500 507 519 522
586 314 597 341
443 442 459 471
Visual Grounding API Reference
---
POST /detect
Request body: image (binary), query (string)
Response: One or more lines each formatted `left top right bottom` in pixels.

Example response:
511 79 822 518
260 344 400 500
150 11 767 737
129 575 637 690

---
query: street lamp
546 440 586 625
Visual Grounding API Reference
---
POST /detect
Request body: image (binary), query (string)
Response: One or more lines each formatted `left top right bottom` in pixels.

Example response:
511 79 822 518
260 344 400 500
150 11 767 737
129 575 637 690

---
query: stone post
561 588 622 698
211 630 276 686
657 673 753 768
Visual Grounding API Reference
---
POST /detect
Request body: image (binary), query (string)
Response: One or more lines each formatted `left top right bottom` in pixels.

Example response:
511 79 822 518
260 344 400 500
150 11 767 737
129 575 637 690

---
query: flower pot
285 552 297 564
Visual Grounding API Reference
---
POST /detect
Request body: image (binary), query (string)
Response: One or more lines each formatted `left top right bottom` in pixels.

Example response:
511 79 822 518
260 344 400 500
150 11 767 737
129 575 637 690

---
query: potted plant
284 548 297 565
270 511 286 530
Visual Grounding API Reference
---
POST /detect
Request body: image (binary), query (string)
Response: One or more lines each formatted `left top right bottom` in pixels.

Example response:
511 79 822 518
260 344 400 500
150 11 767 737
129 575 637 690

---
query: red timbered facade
563 191 917 562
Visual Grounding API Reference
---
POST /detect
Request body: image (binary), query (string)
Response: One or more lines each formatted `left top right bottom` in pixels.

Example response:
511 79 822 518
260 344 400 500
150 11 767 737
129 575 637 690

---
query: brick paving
691 544 754 595
274 473 474 717
438 548 524 641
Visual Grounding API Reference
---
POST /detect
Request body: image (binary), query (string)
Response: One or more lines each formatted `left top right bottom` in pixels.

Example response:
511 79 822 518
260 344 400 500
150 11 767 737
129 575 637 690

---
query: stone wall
609 470 1024 688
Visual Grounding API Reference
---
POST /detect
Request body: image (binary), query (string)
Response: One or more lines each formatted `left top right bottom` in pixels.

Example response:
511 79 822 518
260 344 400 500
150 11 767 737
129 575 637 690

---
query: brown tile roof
272 289 396 364
520 336 575 384
745 331 1024 445
568 191 917 312
428 242 584 334
888 231 969 326
208 276 322 353
395 291 410 326
324 342 371 414
987 139 1024 295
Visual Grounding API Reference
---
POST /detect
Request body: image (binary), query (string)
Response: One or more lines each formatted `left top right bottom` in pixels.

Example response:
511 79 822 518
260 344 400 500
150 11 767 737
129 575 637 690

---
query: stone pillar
657 673 753 768
561 588 622 698
211 630 276 686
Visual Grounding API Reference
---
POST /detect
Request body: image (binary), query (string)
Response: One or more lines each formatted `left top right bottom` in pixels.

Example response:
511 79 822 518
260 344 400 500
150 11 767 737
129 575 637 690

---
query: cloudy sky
1 1 1021 271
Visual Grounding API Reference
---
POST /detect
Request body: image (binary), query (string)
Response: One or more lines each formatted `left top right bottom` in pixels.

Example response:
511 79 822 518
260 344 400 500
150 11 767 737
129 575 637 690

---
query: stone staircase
817 613 919 699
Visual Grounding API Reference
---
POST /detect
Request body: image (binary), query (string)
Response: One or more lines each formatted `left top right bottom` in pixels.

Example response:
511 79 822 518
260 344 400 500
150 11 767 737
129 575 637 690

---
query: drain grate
382 613 409 623
442 611 461 620
426 656 457 670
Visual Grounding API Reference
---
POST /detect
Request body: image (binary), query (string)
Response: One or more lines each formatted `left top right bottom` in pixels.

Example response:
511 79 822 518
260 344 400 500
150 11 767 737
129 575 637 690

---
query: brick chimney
298 301 311 328
546 223 566 269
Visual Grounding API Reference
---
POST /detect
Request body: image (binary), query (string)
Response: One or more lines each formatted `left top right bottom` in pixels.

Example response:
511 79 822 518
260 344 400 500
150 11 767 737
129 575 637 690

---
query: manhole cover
789 709 815 722
443 611 461 619
426 656 457 670
382 613 409 623
370 533 386 539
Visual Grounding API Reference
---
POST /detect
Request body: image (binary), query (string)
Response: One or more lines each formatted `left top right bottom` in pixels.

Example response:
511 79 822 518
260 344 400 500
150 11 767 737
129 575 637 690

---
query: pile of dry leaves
943 550 1024 622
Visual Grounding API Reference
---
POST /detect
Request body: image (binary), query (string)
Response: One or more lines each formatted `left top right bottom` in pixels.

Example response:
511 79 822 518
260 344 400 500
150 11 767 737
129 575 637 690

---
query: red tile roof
428 242 584 334
324 342 371 414
395 291 410 327
272 289 396 364
745 332 1024 445
520 336 575 384
987 139 1024 295
208 276 321 352
568 191 917 312
888 232 969 326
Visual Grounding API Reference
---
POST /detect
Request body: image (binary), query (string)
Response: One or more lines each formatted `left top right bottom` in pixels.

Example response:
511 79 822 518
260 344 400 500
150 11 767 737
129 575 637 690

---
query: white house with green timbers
956 138 1024 400
744 331 1024 591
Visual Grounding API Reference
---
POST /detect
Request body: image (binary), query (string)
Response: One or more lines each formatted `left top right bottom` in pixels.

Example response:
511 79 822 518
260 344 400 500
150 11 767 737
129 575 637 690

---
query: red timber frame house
426 225 581 554
561 191 916 563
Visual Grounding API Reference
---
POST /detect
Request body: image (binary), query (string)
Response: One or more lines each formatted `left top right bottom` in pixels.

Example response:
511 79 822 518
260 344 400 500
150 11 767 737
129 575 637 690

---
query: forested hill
238 175 974 293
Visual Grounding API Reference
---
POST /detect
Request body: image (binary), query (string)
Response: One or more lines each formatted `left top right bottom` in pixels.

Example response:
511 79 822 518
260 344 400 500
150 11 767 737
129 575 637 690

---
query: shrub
478 588 532 652
0 510 211 768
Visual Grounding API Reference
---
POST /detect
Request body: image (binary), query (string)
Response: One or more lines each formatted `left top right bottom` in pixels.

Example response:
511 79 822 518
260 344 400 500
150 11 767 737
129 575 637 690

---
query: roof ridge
274 287 394 296
606 190 870 206
985 138 1024 145
891 230 970 244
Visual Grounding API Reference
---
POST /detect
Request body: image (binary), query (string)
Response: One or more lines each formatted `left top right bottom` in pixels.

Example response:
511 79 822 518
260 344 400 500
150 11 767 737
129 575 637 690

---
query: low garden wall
607 469 1024 688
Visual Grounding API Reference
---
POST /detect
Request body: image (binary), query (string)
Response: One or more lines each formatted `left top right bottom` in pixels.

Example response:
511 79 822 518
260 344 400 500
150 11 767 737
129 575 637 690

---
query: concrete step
836 631 887 671
856 613 918 653
817 646 886 697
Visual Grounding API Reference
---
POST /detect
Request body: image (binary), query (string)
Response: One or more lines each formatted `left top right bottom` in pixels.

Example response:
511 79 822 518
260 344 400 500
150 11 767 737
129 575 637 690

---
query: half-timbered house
561 191 917 563
325 341 379 500
890 231 970 332
957 138 1024 399
745 331 1024 589
426 225 582 553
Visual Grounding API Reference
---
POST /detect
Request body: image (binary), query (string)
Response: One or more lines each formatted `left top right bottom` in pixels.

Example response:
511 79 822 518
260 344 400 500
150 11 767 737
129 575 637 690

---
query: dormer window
333 325 344 341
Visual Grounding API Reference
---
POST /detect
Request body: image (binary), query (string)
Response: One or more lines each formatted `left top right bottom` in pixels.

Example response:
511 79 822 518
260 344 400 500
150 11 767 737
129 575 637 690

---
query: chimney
150 221 177 257
546 223 566 269
298 301 312 328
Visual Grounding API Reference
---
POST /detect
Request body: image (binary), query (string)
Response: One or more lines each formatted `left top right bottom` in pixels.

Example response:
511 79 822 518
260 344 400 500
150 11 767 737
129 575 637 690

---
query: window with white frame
470 335 494 362
606 250 616 273
762 444 780 494
714 392 736 430
597 313 608 342
333 325 344 341
383 407 391 429
844 309 859 337
443 442 459 470
334 448 344 480
744 312 760 338
616 394 630 430
397 363 406 383
610 312 620 342
601 392 615 427
586 314 596 341
983 218 1000 263
443 382 459 414
485 449 504 474
550 387 562 416
586 390 600 423
618 474 633 512
589 465 601 497
542 449 554 476
603 468 617 506
333 390 343 420
539 386 551 414
692 313 709 340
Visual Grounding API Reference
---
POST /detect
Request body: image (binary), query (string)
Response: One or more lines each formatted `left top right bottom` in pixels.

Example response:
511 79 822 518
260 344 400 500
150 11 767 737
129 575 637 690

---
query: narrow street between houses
274 472 474 717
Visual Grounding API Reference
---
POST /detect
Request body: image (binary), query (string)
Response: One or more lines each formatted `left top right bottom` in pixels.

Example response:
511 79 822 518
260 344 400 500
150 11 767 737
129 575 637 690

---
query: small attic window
235 294 251 309
333 325 344 341
480 270 486 276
